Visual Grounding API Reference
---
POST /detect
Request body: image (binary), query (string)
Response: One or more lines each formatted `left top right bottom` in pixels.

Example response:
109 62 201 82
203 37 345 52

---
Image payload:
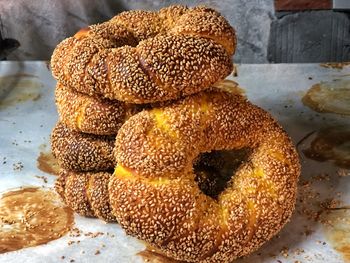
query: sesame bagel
56 169 116 222
51 5 235 104
51 122 116 172
55 83 142 135
109 89 300 262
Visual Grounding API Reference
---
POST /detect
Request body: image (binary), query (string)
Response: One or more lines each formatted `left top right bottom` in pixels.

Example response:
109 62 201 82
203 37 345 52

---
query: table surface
0 61 349 263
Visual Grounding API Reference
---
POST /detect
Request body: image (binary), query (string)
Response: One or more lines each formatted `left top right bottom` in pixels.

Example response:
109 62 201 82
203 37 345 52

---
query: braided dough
51 5 235 104
109 89 301 262
56 169 116 222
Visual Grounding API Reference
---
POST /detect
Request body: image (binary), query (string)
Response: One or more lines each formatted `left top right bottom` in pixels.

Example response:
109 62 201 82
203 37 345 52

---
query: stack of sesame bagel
50 5 300 262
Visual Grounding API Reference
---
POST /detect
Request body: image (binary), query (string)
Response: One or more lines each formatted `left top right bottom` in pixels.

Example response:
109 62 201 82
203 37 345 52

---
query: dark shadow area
194 148 251 200
0 15 20 60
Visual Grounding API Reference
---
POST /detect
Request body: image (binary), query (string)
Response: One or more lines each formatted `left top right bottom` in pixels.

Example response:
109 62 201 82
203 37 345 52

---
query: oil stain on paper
0 187 74 253
303 127 350 169
320 62 350 70
323 209 350 262
137 245 184 263
302 79 350 115
213 79 245 97
0 74 42 109
37 144 60 176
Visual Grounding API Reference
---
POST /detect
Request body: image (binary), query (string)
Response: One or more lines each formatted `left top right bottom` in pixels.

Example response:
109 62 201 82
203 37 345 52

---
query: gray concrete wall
1 0 349 63
1 0 274 63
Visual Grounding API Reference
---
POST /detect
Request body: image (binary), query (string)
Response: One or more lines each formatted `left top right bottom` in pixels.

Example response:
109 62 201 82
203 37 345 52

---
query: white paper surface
0 61 349 263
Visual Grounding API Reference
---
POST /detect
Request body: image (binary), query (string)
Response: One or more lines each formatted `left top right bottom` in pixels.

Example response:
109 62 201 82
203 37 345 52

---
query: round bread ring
54 150 228 222
51 5 235 104
56 169 116 222
55 83 142 135
109 89 301 262
54 154 224 223
51 122 116 172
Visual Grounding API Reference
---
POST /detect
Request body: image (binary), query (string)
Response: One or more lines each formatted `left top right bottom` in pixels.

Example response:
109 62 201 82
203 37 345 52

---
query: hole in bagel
194 148 252 200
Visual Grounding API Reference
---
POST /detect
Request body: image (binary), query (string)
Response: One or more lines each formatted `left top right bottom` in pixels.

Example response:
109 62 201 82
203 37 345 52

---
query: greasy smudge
303 127 350 169
37 152 60 176
0 187 74 253
0 74 42 109
37 144 60 176
322 209 350 262
320 63 350 70
137 245 184 263
302 79 350 115
213 79 245 97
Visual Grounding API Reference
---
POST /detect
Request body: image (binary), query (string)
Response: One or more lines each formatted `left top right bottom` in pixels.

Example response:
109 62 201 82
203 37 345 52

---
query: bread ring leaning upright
50 5 236 104
109 89 301 262
56 169 116 222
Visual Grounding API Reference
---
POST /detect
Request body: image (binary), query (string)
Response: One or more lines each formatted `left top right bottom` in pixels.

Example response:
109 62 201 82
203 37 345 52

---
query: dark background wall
0 0 349 63
269 0 350 63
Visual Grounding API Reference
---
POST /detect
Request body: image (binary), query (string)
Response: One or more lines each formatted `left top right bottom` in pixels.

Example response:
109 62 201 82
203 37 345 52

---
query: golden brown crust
168 6 236 55
50 122 116 172
109 89 301 262
51 22 138 91
111 10 164 41
56 169 116 222
51 5 235 104
55 83 138 135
